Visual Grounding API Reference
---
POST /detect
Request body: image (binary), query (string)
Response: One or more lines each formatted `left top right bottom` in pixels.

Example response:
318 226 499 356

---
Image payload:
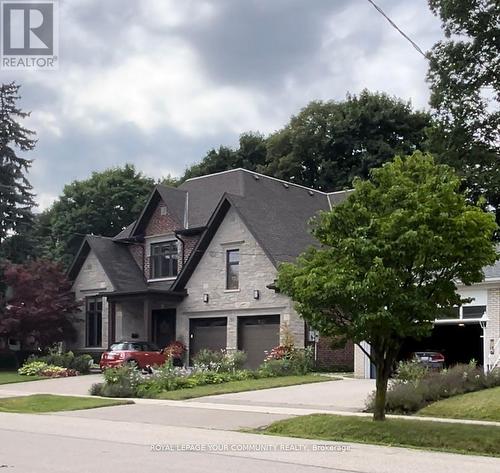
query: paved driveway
0 374 103 397
191 378 376 412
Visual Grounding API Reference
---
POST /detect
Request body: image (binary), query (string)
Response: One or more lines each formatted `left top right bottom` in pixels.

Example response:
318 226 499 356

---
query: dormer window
151 241 178 279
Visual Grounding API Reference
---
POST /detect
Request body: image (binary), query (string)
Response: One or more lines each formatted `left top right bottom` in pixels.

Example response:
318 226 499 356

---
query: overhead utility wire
366 0 427 58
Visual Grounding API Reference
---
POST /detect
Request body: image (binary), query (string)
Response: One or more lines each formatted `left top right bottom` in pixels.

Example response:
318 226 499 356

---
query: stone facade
176 206 305 352
70 250 112 352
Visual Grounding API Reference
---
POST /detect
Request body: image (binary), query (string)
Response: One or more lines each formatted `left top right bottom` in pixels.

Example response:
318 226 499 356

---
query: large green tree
262 90 431 191
44 164 155 266
427 0 500 225
277 153 497 421
180 132 267 182
0 82 36 260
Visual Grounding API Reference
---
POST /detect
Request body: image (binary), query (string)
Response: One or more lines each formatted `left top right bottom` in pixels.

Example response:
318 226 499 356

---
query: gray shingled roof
86 236 147 292
180 169 329 224
156 185 187 226
178 170 333 264
112 221 136 241
75 169 350 289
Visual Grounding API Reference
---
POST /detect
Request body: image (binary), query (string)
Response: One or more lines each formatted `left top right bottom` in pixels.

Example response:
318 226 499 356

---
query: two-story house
68 169 353 369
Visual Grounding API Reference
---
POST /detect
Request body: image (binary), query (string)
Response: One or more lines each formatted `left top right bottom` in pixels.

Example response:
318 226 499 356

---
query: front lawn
259 414 500 457
157 375 331 400
0 371 43 385
0 394 132 413
418 386 500 422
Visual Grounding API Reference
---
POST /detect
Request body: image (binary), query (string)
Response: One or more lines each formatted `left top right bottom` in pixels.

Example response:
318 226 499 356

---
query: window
86 296 102 347
151 241 178 279
226 249 240 289
463 305 486 319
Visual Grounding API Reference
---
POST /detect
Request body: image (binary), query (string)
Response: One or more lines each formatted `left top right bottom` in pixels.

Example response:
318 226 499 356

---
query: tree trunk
373 360 390 421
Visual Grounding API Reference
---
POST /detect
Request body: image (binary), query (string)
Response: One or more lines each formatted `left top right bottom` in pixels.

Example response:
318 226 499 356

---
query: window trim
226 248 240 290
85 296 103 348
150 240 179 279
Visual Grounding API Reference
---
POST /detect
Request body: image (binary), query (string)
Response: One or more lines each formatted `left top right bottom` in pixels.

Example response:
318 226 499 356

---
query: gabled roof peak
184 168 328 196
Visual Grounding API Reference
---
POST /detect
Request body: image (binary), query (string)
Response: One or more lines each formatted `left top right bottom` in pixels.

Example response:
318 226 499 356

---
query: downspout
176 231 186 267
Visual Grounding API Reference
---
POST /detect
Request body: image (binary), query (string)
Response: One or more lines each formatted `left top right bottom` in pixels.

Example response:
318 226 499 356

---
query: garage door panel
238 316 280 369
189 318 227 362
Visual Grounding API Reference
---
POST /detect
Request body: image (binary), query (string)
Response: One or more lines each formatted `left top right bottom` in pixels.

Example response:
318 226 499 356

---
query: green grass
0 394 132 413
259 414 500 457
0 372 43 385
157 375 331 400
418 387 500 422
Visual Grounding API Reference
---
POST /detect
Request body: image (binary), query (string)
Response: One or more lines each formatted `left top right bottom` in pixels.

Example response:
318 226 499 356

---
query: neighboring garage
399 322 483 367
238 315 280 369
189 317 227 362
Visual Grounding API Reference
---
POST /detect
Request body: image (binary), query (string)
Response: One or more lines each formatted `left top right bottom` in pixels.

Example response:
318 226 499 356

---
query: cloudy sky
3 0 444 210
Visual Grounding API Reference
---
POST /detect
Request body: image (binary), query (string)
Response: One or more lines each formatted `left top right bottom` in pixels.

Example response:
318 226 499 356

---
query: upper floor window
151 241 178 279
226 249 239 289
86 296 102 347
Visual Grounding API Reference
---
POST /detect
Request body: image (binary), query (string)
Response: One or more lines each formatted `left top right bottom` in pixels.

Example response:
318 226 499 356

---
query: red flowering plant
163 341 186 360
264 345 293 361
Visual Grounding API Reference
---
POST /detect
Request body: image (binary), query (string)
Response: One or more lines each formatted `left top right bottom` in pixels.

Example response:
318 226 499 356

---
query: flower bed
18 361 80 378
18 349 93 378
90 346 314 398
366 361 500 414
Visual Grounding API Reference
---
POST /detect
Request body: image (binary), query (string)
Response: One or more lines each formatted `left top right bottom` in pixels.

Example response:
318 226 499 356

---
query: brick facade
315 337 354 371
129 244 143 270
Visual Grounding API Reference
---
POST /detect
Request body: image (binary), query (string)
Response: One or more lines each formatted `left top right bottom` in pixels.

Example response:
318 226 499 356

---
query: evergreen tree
0 82 36 321
0 82 36 252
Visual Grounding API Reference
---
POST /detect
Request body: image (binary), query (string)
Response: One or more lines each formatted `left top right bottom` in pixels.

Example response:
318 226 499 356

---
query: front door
152 309 176 349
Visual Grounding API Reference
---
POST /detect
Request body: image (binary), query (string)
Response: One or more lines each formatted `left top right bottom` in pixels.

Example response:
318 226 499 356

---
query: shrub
193 349 247 372
100 363 143 397
260 346 313 376
27 350 93 374
18 361 48 376
219 350 247 372
90 382 104 396
366 362 500 414
394 360 428 384
193 349 223 367
100 383 136 398
163 341 186 360
70 354 93 373
259 358 294 377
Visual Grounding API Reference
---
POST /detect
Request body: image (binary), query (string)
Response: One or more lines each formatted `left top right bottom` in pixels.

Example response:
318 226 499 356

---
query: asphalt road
1 409 499 473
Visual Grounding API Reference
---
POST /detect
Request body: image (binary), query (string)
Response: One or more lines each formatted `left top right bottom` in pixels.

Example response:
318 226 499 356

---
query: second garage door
238 315 280 369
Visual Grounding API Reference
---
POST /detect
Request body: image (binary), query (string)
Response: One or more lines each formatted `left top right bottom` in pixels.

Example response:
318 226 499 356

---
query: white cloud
7 0 443 207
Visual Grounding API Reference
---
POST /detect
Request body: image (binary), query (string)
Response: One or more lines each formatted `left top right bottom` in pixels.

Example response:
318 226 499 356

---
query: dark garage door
189 317 227 362
238 315 280 369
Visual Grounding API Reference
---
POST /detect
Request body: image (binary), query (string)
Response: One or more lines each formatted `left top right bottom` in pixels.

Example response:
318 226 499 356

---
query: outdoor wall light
253 289 260 300
203 293 209 303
